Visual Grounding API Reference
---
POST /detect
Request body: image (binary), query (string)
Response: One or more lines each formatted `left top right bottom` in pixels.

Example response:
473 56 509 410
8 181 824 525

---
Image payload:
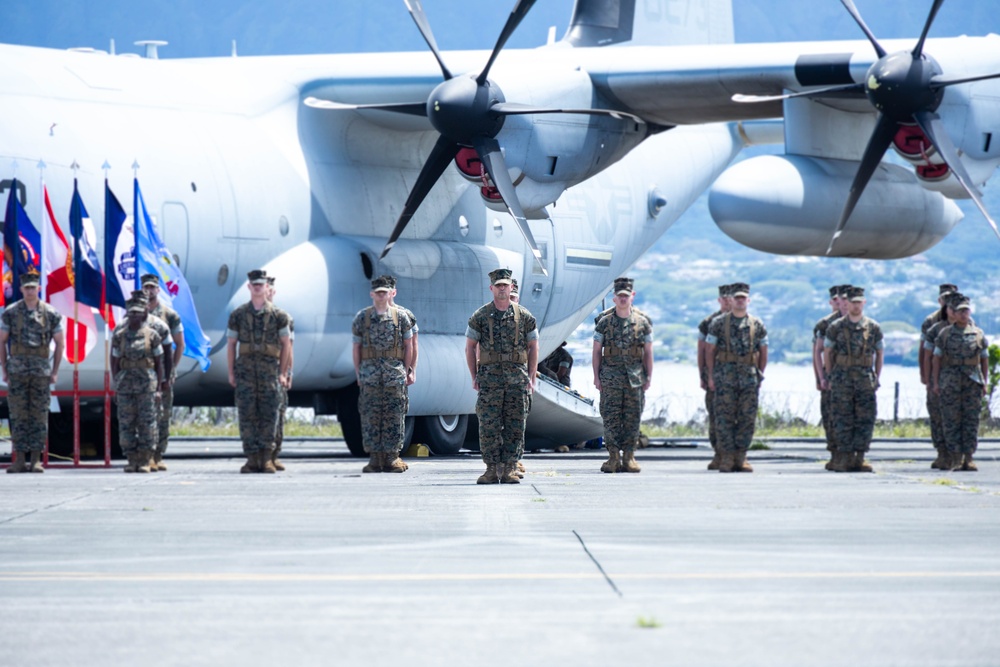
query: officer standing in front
141 273 184 472
823 286 883 473
111 294 165 473
465 268 538 484
593 277 653 473
227 270 292 474
931 294 989 471
698 284 731 470
352 275 415 474
0 270 64 473
705 282 767 473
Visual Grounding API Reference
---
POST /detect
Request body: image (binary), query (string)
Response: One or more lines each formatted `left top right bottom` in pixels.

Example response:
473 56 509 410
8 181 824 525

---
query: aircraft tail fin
562 0 734 48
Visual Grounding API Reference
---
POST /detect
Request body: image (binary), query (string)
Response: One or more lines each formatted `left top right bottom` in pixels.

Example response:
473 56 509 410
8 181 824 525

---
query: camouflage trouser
601 384 644 452
925 388 945 450
275 385 288 449
713 366 759 452
830 369 877 453
156 385 174 455
8 373 50 453
358 382 406 453
118 391 158 455
705 389 717 450
939 371 982 455
820 389 834 451
234 360 281 454
477 383 529 465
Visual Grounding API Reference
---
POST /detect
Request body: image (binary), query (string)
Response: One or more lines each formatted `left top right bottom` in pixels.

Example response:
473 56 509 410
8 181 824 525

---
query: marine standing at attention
0 270 64 473
111 294 165 473
592 277 653 474
352 275 415 474
823 286 883 473
812 284 849 470
931 294 989 472
227 269 292 474
698 283 731 470
265 275 293 472
705 282 768 473
141 274 184 472
920 283 958 468
465 268 538 485
384 274 418 420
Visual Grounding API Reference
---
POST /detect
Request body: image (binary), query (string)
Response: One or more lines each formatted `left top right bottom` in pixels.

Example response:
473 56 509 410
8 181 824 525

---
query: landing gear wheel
404 416 415 449
336 385 365 457
416 414 468 457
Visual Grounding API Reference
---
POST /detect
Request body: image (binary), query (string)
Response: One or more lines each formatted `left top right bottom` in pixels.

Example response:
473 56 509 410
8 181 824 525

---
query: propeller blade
914 110 1000 242
474 137 548 276
404 0 453 81
912 0 946 58
840 0 887 59
380 135 461 260
304 97 428 117
827 113 899 255
476 0 537 86
492 102 646 124
731 83 864 104
931 71 1000 89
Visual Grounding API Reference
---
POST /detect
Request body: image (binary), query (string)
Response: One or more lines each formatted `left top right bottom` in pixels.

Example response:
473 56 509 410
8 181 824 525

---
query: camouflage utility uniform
149 300 182 461
467 302 537 470
352 305 414 454
934 323 989 464
1 300 62 454
707 313 767 455
539 345 573 386
813 309 842 453
825 316 883 460
275 315 294 457
112 322 163 464
698 308 723 454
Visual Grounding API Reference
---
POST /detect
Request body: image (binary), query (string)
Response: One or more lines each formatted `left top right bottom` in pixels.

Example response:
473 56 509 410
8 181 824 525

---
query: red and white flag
41 185 98 363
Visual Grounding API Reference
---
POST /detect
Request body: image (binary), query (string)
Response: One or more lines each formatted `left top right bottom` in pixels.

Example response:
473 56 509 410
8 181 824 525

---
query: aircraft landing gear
415 414 468 457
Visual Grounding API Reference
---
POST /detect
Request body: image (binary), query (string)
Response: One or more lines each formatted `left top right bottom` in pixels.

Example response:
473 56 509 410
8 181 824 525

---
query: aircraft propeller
732 0 1000 255
305 0 645 275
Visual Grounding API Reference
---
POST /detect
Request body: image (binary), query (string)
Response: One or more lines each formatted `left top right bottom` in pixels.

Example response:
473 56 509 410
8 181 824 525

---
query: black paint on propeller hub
427 76 506 144
865 51 944 121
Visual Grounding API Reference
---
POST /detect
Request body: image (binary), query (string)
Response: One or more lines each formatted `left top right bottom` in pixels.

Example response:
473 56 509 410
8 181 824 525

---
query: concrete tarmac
2 439 999 667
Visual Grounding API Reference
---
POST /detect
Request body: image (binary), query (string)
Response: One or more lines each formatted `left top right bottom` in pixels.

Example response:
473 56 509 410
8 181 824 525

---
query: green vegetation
636 616 662 629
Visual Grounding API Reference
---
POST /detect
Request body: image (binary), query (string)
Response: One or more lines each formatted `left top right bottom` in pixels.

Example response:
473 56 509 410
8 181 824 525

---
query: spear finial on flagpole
102 160 111 180
11 159 19 178
70 160 80 178
132 160 140 178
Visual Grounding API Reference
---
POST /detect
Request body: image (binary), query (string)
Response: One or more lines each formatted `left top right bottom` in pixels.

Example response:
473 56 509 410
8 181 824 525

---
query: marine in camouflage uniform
593 277 653 474
129 288 174 473
141 274 184 472
226 270 292 474
931 294 989 471
539 342 573 386
1 271 64 473
465 268 538 484
352 275 415 474
698 284 731 470
705 282 768 473
384 274 418 427
266 276 293 472
111 295 165 474
823 286 883 473
920 283 958 468
813 284 850 470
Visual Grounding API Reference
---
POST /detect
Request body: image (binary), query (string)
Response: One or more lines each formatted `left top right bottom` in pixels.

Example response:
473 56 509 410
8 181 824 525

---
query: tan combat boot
362 452 382 473
259 451 277 474
28 450 44 473
124 452 137 473
734 449 753 473
383 452 407 473
7 452 28 474
831 451 852 473
853 451 873 473
154 451 168 472
515 460 525 478
930 447 943 470
271 447 285 472
476 463 499 484
961 454 978 471
718 450 737 473
145 450 159 473
600 445 621 473
824 448 836 471
240 452 260 474
135 450 153 473
621 449 641 473
707 449 721 471
500 462 521 484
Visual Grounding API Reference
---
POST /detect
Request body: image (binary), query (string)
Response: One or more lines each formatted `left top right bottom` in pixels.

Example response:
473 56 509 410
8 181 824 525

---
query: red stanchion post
73 368 80 466
104 370 111 466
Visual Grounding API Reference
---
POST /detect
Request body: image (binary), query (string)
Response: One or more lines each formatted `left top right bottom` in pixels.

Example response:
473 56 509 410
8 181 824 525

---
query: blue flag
133 178 211 371
103 181 131 309
69 180 106 313
3 179 42 297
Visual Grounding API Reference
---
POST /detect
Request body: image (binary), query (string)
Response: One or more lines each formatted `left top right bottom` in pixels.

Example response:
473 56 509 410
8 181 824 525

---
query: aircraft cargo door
523 217 554 328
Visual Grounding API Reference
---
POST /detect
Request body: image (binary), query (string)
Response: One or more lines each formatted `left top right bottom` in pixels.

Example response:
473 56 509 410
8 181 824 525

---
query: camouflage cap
718 284 730 297
247 269 268 285
375 274 397 288
847 286 866 302
510 277 519 294
939 283 958 296
613 277 634 295
371 275 393 292
140 273 160 287
945 292 965 308
828 285 841 297
266 276 276 286
837 284 853 298
731 282 750 297
953 294 971 310
126 293 148 314
19 270 40 287
489 268 513 285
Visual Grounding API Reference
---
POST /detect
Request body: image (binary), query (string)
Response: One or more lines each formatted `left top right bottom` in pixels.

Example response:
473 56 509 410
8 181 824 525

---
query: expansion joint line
573 529 623 597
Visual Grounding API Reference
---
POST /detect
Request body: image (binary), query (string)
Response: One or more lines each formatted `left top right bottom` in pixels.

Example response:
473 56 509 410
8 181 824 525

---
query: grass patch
531 498 547 503
931 478 957 487
749 441 771 451
636 616 662 629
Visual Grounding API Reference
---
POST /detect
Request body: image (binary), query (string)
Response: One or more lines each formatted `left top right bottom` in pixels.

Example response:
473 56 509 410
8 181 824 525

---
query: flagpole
101 161 113 466
37 161 51 466
70 164 82 466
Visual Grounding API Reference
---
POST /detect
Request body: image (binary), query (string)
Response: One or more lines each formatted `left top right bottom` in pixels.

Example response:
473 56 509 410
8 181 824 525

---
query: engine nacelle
708 155 963 258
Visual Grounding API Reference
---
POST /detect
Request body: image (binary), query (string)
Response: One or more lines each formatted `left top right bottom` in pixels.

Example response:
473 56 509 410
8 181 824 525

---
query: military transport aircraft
0 0 998 455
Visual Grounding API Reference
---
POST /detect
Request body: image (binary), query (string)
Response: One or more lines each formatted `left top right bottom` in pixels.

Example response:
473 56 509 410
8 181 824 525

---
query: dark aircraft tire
417 414 468 457
404 416 415 449
337 385 366 457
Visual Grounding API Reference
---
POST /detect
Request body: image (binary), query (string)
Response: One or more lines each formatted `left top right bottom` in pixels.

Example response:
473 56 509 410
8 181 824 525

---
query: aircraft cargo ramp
523 374 603 450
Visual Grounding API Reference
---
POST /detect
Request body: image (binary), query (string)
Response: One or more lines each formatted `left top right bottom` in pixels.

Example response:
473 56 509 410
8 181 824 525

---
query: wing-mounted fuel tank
708 154 963 258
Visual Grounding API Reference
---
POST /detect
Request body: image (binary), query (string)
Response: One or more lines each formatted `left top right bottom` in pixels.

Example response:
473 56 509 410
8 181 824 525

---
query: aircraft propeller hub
427 76 506 144
865 51 943 120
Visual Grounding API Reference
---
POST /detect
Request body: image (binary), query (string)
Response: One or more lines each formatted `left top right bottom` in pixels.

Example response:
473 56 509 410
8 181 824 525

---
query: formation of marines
2 267 992 477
